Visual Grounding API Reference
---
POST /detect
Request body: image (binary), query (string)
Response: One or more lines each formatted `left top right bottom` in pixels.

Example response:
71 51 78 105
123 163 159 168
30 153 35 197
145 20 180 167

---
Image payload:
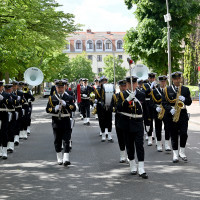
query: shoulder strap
120 92 125 102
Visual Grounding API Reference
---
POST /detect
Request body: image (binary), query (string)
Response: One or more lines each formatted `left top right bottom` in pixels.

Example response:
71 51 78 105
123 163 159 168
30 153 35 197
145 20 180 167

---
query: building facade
63 29 130 75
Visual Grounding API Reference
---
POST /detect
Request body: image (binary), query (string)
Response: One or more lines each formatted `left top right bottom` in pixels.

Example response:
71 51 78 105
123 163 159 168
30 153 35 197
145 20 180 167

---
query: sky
56 0 138 32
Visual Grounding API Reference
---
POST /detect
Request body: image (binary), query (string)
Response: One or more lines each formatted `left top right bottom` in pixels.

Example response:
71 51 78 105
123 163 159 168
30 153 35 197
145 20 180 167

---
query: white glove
146 126 150 132
60 100 66 107
55 105 60 112
156 106 162 113
17 96 21 101
126 92 135 102
170 108 176 115
179 95 185 102
0 94 4 100
150 81 156 89
82 94 87 98
94 99 98 104
94 103 97 107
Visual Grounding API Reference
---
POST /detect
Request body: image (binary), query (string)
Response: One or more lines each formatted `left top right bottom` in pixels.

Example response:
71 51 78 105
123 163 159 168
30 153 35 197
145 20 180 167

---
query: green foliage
185 85 199 97
102 55 128 83
0 0 81 82
124 0 200 74
64 52 95 82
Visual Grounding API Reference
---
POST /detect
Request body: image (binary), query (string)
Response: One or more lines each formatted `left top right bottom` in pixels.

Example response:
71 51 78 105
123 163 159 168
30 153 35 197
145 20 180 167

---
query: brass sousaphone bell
23 67 44 91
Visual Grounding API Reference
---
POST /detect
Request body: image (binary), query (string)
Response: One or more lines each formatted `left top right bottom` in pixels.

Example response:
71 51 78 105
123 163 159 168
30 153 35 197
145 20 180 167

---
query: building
63 29 130 75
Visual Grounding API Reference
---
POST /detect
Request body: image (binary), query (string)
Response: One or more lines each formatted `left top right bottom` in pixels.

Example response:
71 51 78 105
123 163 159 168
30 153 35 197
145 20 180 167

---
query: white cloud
56 0 138 32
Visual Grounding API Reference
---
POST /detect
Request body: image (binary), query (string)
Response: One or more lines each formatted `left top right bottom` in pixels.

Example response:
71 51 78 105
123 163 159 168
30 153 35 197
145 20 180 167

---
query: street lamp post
100 36 116 87
164 0 172 85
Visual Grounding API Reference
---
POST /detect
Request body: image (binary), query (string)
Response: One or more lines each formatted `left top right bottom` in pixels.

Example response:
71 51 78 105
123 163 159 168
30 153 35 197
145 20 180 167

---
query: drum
103 84 114 106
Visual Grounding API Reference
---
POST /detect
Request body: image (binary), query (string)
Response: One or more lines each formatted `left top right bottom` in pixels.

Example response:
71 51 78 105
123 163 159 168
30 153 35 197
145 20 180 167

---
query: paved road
0 98 200 200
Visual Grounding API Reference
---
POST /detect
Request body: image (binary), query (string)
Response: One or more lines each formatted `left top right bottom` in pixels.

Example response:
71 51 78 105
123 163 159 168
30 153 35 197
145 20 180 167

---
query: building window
76 40 82 49
88 55 93 61
117 40 123 49
96 40 103 49
97 55 102 62
98 68 102 73
118 55 123 60
86 40 93 51
66 43 70 50
105 40 112 50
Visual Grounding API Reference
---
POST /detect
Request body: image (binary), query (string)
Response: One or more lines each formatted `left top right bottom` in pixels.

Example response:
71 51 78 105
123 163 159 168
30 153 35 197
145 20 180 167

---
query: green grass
184 85 199 97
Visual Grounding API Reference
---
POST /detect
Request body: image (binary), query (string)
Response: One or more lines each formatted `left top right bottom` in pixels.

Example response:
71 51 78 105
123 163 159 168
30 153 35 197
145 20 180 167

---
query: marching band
0 67 192 180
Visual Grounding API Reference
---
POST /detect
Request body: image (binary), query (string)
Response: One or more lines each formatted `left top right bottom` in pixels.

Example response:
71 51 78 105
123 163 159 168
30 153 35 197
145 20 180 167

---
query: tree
0 0 81 82
102 55 128 83
183 16 200 85
124 0 200 74
65 52 95 82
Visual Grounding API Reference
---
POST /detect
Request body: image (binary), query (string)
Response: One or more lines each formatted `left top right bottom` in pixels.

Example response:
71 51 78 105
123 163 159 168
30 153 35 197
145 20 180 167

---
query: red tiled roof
67 31 126 41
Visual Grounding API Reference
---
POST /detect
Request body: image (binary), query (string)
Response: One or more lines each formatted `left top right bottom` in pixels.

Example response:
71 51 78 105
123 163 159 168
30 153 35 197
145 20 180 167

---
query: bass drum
103 84 114 106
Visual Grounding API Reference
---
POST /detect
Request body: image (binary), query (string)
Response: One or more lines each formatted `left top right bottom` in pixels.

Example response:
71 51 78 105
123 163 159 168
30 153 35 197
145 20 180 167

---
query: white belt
24 103 29 105
16 105 22 108
81 97 90 100
50 113 70 118
145 98 150 101
120 112 143 118
7 109 15 112
0 108 7 112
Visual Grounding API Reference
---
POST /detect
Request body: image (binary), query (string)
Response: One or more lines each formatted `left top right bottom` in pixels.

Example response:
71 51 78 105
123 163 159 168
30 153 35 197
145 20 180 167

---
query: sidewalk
187 100 200 125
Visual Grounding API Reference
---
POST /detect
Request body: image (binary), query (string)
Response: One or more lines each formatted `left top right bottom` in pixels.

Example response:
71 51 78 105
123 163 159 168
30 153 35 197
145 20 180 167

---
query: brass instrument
23 87 29 93
90 92 95 102
158 104 165 120
173 84 184 123
92 107 97 115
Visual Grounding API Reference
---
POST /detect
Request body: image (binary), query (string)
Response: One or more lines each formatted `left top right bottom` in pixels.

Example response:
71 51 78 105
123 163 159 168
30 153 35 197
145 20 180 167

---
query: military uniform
95 77 113 142
110 80 127 162
151 76 171 152
12 81 25 146
117 76 150 179
162 72 192 163
0 82 14 159
142 73 157 145
46 80 76 166
80 78 94 125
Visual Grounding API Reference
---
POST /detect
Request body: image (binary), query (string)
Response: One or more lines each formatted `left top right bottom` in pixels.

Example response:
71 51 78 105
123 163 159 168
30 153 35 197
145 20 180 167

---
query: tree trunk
5 72 9 83
0 71 3 81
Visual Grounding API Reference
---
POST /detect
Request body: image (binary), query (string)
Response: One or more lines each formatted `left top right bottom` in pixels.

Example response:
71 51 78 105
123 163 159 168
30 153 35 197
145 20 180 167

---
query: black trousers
7 113 16 142
145 102 154 137
115 114 125 151
169 114 188 150
21 106 29 131
27 105 32 127
124 121 144 161
154 115 170 141
52 117 71 153
14 110 22 136
0 115 8 147
97 104 112 133
80 100 90 118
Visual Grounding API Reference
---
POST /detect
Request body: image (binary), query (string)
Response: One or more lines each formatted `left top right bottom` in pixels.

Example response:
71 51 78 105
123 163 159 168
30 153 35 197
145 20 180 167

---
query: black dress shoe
131 171 137 175
173 159 179 163
64 161 71 166
58 162 63 165
101 139 106 142
108 139 114 143
139 173 148 179
179 155 187 162
119 160 126 163
7 149 13 153
2 156 7 160
86 122 90 126
27 132 30 135
14 142 19 146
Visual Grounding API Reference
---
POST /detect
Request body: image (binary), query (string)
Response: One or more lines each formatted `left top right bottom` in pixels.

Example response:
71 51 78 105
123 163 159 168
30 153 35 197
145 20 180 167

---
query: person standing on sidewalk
162 72 192 163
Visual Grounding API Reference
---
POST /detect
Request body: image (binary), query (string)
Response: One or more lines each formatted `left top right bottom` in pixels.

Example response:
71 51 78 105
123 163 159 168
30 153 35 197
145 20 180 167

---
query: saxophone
173 84 184 123
158 104 165 120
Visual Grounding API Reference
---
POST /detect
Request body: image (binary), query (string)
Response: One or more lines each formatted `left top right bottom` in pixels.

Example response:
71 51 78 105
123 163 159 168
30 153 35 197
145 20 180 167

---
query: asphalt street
0 98 199 200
